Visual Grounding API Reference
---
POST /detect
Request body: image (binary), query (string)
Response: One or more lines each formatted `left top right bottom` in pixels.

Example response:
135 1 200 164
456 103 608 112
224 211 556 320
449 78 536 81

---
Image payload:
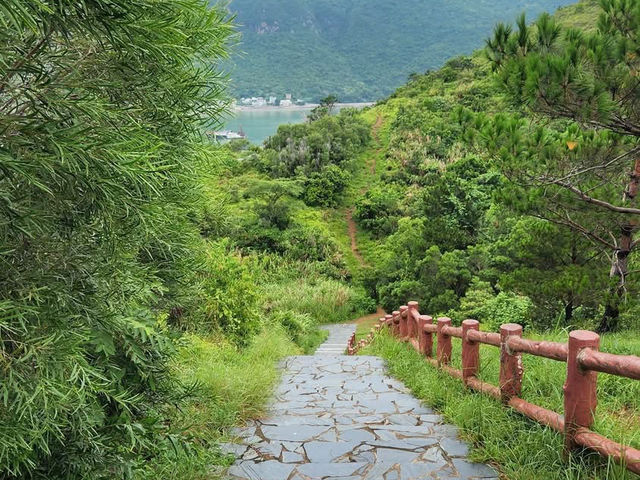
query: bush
354 186 402 237
192 241 260 345
457 279 534 330
303 165 351 207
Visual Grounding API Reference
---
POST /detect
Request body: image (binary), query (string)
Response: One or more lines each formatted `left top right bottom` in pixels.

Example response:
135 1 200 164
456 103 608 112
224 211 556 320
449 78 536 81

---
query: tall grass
263 277 373 324
364 331 639 480
137 328 298 479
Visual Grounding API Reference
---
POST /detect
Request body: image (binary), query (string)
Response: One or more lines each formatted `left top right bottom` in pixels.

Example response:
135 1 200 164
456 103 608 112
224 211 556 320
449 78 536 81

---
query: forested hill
225 0 576 102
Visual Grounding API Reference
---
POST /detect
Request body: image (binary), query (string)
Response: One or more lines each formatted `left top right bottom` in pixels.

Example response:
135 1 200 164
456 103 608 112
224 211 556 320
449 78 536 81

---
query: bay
222 103 374 145
223 108 312 145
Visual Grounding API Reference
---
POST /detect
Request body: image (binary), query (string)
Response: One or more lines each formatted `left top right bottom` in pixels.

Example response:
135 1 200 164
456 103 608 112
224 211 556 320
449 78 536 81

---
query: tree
308 94 339 122
477 3 640 331
0 1 232 476
303 165 350 207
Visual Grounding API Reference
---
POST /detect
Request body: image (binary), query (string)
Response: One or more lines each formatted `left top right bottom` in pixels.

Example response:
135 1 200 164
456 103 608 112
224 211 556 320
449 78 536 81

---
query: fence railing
347 301 640 475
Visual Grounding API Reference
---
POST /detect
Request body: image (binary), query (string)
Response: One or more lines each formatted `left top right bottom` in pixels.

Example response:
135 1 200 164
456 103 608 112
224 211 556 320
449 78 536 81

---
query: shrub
303 165 351 207
457 279 534 331
193 241 260 345
354 186 402 237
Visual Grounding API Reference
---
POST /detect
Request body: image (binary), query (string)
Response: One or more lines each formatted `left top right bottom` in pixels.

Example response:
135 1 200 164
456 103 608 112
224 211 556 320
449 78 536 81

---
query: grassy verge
137 328 303 479
362 330 640 480
354 313 384 341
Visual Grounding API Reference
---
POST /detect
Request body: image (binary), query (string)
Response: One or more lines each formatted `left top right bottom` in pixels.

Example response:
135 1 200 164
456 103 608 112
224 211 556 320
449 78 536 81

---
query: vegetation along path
224 324 498 480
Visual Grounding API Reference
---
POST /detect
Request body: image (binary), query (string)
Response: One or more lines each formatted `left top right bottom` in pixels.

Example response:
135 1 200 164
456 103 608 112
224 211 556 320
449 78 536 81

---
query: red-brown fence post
393 310 402 337
499 323 523 402
564 330 600 453
385 314 394 335
408 301 419 340
419 315 433 357
399 305 409 338
437 317 452 366
462 320 480 383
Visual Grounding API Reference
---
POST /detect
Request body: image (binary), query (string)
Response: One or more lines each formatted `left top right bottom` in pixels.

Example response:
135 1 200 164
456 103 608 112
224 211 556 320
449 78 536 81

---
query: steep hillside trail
346 207 366 267
343 114 385 269
369 114 384 175
224 325 499 480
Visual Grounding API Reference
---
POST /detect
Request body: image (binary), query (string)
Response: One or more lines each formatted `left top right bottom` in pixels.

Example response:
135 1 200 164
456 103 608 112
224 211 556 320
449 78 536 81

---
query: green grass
354 314 385 341
325 208 363 273
262 276 371 324
137 328 300 479
363 330 640 480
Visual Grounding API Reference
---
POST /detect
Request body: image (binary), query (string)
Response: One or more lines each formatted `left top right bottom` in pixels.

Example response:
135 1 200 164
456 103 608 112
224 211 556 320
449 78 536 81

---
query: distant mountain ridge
224 0 576 102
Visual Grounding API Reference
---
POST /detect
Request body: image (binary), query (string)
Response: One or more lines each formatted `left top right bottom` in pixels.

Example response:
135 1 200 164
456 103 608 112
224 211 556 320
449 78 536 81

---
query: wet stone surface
224 325 498 480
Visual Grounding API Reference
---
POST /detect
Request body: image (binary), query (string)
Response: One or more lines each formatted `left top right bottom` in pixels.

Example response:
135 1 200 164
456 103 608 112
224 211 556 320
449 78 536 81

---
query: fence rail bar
507 336 568 362
574 428 640 475
579 348 640 380
442 325 463 338
508 397 565 432
466 376 501 398
467 329 501 347
441 364 464 380
422 323 438 334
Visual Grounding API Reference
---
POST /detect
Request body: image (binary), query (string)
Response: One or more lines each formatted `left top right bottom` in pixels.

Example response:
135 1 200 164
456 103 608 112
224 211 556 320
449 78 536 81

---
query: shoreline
233 102 375 113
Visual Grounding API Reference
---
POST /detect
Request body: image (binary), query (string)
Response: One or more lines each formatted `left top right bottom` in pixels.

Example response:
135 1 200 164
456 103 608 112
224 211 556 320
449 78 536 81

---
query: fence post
407 301 419 339
499 323 523 402
399 305 409 338
419 315 433 357
392 310 400 337
437 317 452 366
385 314 394 335
564 330 600 452
462 320 480 383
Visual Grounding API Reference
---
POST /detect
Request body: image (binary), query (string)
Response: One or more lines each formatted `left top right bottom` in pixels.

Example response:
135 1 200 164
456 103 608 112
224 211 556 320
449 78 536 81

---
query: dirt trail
351 306 387 325
346 207 365 266
369 114 384 175
345 114 384 268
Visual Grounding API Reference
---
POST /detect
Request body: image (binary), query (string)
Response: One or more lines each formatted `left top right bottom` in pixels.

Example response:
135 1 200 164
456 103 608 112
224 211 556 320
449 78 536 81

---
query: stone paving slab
224 325 498 480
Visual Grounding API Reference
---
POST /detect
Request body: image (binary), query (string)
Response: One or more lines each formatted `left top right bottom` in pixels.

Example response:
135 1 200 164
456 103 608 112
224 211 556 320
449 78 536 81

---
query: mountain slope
225 0 577 102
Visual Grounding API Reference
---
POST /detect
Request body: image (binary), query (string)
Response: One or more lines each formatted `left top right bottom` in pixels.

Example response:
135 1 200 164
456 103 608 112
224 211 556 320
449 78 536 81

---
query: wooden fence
347 301 640 475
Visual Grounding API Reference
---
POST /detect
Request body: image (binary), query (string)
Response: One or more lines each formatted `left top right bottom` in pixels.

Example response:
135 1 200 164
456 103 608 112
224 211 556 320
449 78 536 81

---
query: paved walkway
224 325 498 480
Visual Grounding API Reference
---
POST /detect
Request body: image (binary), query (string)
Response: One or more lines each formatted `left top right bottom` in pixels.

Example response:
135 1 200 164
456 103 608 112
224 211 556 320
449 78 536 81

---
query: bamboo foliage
0 0 233 477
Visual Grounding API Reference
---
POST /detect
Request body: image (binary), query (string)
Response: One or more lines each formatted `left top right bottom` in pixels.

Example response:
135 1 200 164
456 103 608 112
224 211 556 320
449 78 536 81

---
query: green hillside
226 0 577 102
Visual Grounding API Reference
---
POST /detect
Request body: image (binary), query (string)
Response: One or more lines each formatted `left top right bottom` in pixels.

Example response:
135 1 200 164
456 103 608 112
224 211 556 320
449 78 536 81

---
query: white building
252 97 266 107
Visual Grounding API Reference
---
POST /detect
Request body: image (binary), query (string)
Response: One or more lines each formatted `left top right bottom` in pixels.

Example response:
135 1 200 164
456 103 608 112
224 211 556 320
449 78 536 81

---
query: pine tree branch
554 147 640 183
545 179 640 215
533 211 617 251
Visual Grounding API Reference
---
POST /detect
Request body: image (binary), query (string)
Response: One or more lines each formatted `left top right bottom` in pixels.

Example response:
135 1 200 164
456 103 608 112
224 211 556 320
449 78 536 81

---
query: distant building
280 99 293 107
268 96 277 105
252 97 266 107
285 93 292 100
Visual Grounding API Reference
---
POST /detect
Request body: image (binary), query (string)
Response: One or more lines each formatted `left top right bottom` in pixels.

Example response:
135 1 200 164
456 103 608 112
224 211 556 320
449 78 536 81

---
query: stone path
224 325 498 480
